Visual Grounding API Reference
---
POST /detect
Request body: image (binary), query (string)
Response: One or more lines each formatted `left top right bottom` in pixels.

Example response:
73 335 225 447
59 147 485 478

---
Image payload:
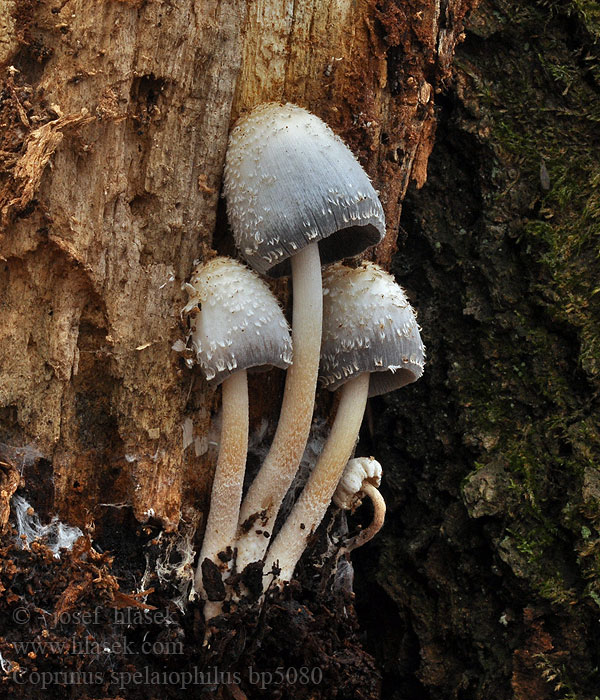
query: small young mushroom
183 257 292 614
224 103 385 569
264 262 424 585
333 457 386 552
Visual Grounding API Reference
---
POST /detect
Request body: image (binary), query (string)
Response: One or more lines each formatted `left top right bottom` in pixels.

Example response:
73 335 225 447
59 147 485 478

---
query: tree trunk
360 2 600 698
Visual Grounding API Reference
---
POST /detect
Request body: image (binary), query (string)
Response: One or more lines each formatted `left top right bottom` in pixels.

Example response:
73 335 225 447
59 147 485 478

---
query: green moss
377 1 600 693
569 0 600 35
490 20 600 376
535 652 583 699
451 0 600 614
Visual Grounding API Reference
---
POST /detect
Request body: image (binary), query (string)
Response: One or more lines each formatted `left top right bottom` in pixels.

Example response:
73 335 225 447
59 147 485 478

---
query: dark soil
0 501 380 699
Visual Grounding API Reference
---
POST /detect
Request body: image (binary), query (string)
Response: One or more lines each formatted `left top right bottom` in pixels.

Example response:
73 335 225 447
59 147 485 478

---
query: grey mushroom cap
319 262 425 397
224 102 386 277
183 257 292 385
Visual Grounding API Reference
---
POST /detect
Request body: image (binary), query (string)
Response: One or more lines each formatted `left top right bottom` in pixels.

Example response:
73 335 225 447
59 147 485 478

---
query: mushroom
333 457 386 552
183 257 292 613
264 261 424 585
224 103 385 569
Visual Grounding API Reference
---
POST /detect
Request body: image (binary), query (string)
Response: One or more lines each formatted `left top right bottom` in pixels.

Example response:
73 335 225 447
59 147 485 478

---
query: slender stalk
195 370 249 602
264 372 370 586
344 482 386 552
235 243 323 571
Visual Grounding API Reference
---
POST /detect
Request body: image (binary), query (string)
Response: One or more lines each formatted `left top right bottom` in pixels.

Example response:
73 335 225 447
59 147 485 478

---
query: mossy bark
360 1 600 698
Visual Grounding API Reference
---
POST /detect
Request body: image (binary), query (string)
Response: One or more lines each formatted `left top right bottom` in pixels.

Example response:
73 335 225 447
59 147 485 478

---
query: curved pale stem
344 482 386 552
235 243 322 571
264 372 370 586
195 370 249 608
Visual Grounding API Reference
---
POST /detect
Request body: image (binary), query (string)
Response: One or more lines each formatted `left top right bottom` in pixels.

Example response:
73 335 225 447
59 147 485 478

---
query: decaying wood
0 448 20 532
1 107 94 223
0 1 18 68
0 0 476 532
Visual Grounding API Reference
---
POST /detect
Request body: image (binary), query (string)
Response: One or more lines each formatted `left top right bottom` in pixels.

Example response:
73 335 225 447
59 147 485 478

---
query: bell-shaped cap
224 102 386 277
319 262 425 397
183 257 292 385
333 457 382 510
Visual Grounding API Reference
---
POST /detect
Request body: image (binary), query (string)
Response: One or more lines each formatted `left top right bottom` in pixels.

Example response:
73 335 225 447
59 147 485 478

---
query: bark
360 1 600 698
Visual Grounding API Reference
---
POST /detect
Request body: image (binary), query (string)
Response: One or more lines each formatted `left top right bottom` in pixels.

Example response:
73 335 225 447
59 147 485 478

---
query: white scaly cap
224 102 386 277
183 257 292 385
333 457 382 510
320 262 425 396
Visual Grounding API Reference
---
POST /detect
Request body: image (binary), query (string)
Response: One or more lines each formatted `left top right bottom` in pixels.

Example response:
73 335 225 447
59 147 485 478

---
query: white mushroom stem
343 482 386 552
264 371 370 586
195 369 249 599
235 243 322 570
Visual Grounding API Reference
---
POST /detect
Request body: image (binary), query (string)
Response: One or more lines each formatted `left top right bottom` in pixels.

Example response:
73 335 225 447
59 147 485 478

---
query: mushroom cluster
224 102 385 573
185 103 425 618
